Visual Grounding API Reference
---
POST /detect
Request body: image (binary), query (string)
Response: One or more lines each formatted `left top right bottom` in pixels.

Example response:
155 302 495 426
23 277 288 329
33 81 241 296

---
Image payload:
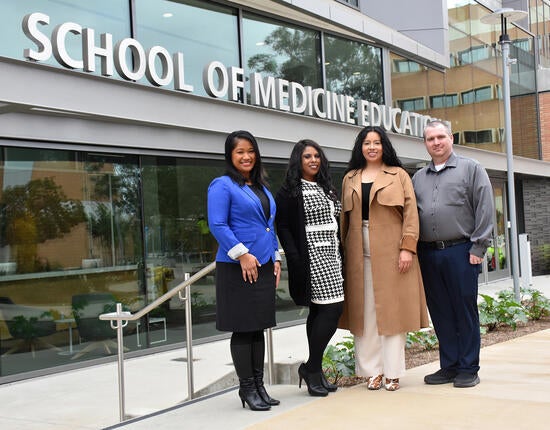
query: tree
247 27 322 87
0 177 85 273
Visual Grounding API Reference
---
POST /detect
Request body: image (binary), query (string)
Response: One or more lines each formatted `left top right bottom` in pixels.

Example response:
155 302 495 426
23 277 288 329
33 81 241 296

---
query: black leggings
230 330 265 379
305 302 343 372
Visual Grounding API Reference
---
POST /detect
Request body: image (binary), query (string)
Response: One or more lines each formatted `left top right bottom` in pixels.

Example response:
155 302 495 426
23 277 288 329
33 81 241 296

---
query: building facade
1 0 549 383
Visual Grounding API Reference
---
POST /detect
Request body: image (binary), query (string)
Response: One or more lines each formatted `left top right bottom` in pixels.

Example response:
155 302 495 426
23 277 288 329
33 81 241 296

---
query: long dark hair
345 126 403 173
282 139 338 201
224 130 267 187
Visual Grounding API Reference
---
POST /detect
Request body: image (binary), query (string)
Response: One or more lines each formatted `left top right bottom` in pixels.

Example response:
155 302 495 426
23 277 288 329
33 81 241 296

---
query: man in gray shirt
412 120 494 388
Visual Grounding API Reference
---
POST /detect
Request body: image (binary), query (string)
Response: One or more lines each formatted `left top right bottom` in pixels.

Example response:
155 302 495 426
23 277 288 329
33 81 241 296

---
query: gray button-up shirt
412 152 494 257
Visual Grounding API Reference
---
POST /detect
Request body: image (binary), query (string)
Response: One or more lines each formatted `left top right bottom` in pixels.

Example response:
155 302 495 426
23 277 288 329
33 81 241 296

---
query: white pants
354 221 406 379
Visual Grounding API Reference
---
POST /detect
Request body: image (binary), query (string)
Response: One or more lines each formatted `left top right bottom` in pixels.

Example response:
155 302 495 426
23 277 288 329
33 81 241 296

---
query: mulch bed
337 316 550 387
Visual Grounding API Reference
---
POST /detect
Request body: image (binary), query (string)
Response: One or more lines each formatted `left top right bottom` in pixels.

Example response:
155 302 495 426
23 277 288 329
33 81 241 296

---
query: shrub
520 288 550 320
406 328 438 350
322 336 355 384
479 291 528 331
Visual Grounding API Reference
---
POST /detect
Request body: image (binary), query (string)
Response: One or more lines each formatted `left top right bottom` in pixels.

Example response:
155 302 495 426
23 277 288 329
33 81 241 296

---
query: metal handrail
99 262 215 421
99 258 282 422
98 260 277 422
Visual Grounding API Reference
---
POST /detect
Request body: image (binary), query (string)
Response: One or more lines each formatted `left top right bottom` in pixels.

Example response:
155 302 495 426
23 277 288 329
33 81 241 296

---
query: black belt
420 238 469 250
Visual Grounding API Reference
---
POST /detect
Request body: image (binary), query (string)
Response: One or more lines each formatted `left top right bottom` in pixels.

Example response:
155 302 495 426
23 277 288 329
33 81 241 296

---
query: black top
249 184 270 220
361 182 373 220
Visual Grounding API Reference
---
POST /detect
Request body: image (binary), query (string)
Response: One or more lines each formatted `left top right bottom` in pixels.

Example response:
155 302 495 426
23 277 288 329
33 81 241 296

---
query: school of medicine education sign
22 12 444 137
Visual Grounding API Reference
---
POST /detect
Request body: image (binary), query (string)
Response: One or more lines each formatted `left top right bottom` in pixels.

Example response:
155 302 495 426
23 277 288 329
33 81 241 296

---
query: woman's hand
273 261 281 287
238 253 261 283
398 250 413 273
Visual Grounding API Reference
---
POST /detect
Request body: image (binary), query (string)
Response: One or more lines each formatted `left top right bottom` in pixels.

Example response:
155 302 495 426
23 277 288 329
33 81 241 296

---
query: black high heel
320 371 338 392
255 372 280 406
238 377 271 411
298 363 328 397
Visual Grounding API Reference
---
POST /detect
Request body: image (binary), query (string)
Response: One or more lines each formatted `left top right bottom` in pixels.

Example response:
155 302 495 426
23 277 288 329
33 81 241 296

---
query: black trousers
418 241 480 374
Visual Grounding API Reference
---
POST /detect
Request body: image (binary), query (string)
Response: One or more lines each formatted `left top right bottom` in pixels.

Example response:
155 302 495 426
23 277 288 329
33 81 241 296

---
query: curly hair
224 130 268 187
282 139 338 201
345 126 403 173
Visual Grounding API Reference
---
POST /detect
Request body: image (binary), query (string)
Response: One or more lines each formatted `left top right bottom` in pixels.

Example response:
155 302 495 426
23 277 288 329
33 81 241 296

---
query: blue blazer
207 175 279 264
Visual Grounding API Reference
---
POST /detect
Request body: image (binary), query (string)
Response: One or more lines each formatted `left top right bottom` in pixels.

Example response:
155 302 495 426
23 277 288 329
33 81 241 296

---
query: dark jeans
418 241 480 374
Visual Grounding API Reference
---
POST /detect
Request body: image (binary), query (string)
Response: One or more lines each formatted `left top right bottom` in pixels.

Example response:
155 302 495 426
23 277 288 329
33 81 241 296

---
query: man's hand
469 254 483 265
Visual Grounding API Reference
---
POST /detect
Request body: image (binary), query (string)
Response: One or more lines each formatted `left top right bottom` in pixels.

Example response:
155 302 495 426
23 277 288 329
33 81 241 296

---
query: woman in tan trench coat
339 126 428 391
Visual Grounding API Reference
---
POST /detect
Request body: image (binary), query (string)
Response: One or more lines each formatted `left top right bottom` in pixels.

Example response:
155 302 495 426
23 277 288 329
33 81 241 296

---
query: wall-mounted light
162 12 173 18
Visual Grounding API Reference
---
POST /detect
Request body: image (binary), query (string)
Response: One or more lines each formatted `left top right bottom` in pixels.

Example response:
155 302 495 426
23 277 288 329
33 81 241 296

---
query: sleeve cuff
400 236 418 254
275 250 282 261
228 243 249 260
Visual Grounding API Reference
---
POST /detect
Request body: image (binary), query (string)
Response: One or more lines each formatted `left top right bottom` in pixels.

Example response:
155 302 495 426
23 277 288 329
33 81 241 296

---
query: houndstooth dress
301 179 344 304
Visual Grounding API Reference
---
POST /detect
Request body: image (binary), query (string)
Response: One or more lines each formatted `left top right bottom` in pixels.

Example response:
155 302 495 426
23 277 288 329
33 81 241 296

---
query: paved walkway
113 328 550 430
0 275 548 429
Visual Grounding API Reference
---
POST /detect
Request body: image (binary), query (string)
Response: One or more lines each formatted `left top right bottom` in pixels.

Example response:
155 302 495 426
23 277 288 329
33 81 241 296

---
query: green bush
406 328 438 350
479 291 528 331
520 288 550 320
322 336 355 384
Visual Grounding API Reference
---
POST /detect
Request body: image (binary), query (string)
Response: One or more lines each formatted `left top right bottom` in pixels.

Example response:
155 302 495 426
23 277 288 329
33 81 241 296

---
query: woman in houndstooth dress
276 139 344 397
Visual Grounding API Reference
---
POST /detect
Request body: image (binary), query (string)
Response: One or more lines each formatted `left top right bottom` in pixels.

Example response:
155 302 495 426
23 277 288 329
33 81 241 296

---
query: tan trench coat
338 166 429 336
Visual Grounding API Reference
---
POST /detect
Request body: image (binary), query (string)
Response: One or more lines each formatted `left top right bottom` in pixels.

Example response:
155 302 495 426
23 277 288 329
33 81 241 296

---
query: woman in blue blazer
207 130 281 411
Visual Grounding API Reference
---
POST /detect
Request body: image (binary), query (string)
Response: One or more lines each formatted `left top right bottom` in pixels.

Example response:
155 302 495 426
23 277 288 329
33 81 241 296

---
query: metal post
184 272 194 400
481 7 528 303
114 303 126 422
499 24 521 302
265 327 274 385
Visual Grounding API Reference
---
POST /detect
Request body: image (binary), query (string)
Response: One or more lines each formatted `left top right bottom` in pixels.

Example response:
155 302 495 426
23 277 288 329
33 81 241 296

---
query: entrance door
482 179 510 282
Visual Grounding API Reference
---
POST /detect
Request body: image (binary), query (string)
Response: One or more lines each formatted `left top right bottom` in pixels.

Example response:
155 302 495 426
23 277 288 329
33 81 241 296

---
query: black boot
254 370 280 406
298 363 328 397
231 334 270 411
238 377 271 411
252 334 280 406
320 371 338 392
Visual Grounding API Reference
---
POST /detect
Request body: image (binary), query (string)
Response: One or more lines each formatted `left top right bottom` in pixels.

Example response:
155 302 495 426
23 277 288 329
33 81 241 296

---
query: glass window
461 86 493 104
397 97 425 111
458 44 492 64
1 141 341 380
392 59 422 73
337 0 359 7
463 129 494 144
430 94 459 108
135 0 239 97
0 146 142 376
242 12 322 91
1 0 131 74
324 34 383 103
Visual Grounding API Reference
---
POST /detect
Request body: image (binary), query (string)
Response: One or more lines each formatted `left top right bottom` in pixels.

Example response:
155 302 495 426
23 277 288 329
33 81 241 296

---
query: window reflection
242 13 322 90
134 0 239 97
324 34 383 103
0 147 143 376
390 2 539 158
0 144 327 378
0 0 130 75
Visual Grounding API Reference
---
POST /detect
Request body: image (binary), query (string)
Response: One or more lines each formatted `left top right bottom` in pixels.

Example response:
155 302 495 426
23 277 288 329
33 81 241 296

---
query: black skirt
215 261 277 332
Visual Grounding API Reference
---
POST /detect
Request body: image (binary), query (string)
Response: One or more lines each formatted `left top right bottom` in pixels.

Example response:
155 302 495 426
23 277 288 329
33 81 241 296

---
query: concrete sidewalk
111 328 550 430
0 275 548 429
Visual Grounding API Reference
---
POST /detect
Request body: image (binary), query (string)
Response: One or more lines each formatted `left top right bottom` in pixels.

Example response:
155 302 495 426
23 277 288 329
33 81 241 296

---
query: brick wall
522 177 550 275
511 93 539 159
538 91 550 161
